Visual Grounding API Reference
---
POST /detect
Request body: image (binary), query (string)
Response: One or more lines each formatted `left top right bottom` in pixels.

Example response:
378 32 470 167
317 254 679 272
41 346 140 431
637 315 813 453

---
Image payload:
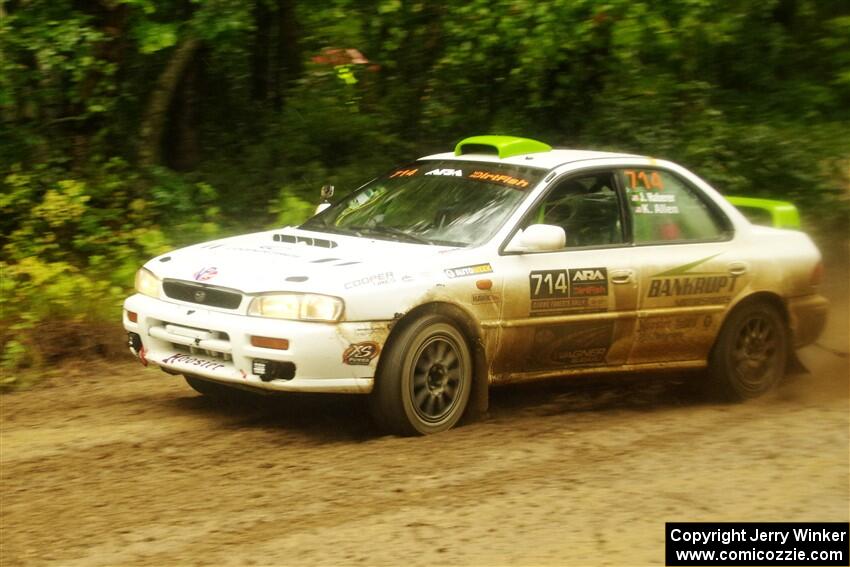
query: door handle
610 269 635 284
728 262 748 277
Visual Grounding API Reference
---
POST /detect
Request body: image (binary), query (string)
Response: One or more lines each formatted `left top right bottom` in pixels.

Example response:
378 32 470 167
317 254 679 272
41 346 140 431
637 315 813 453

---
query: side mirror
504 224 566 252
314 185 335 215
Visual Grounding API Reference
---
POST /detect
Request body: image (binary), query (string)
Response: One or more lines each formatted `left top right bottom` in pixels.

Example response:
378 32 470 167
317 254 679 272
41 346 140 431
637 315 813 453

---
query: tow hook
128 332 147 366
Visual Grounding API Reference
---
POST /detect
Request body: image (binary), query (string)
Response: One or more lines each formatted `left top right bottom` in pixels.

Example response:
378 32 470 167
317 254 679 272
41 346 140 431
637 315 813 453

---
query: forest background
1 0 848 381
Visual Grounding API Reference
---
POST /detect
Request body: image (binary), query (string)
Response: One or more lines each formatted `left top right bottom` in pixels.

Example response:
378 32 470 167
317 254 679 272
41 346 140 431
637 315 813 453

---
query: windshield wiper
348 225 434 245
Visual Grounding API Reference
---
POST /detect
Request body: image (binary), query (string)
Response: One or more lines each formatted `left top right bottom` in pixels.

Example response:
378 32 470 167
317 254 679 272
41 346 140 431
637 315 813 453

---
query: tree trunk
273 0 301 110
139 37 201 167
251 0 271 101
167 52 202 171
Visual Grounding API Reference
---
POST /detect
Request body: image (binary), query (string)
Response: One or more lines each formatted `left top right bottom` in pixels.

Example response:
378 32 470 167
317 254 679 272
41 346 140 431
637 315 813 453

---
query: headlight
135 267 161 298
248 293 344 322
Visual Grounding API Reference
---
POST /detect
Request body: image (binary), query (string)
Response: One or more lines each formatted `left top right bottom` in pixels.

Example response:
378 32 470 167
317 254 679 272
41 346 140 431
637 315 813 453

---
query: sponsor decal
472 293 500 305
468 171 530 189
647 254 739 304
224 246 301 258
528 321 614 368
529 268 609 315
569 267 609 297
344 272 395 289
636 315 699 342
425 168 463 177
193 266 218 281
389 168 418 178
161 353 225 372
445 263 493 279
342 342 380 365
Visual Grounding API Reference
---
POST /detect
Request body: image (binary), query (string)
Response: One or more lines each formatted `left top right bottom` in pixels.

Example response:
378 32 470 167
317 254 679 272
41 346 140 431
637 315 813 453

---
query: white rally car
124 135 828 435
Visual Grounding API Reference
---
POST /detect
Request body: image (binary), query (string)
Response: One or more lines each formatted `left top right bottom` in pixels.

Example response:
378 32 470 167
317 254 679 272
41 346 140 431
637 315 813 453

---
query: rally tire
370 314 472 436
708 301 788 401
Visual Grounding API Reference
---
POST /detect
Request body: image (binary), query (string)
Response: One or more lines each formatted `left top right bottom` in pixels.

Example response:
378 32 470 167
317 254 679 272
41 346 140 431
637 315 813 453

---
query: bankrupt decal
342 342 380 365
445 263 493 278
647 254 740 303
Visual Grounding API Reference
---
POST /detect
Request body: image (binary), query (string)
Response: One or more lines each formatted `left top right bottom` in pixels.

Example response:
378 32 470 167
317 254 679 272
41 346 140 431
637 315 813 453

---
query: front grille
162 280 242 309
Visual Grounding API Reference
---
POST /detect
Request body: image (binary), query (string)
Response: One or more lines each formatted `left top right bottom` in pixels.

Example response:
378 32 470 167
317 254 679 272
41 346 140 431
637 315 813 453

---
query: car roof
418 148 642 171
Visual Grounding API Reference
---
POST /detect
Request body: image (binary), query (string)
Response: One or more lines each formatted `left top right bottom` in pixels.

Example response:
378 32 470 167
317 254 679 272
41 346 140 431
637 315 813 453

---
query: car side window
522 172 624 248
619 168 728 243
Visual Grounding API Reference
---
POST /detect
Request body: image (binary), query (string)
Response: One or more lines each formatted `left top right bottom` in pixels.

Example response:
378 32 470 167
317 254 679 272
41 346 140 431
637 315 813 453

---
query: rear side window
619 169 728 243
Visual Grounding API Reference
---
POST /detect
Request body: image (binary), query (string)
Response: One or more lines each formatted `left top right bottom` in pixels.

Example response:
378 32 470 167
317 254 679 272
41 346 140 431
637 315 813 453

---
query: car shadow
167 389 377 442
162 370 711 440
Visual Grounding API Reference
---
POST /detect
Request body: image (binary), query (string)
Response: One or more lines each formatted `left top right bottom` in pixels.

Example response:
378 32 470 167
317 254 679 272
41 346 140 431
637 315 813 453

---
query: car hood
144 227 459 295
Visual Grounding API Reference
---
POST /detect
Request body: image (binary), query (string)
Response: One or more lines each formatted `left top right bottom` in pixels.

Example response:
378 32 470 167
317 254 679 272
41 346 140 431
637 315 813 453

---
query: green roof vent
454 135 552 159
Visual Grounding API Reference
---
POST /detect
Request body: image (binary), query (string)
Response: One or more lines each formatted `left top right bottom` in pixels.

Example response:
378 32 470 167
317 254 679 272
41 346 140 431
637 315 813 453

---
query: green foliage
0 0 848 378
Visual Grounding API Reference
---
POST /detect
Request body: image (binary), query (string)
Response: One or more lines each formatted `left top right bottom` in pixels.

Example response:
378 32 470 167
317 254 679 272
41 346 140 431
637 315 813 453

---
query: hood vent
273 234 338 248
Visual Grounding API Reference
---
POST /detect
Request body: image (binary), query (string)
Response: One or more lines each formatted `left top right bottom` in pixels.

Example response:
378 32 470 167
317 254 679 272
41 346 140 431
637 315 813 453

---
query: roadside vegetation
1 0 848 384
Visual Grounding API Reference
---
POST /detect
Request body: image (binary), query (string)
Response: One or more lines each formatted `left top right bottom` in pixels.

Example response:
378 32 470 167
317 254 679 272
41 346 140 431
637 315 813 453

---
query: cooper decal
344 272 395 290
472 293 500 305
445 263 493 279
342 342 380 365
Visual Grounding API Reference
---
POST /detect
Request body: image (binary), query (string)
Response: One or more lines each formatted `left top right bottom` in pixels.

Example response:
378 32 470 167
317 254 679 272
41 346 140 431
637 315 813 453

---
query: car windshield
301 160 544 247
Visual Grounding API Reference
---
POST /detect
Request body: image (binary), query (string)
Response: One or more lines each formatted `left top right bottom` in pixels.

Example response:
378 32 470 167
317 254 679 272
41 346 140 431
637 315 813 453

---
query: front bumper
787 293 828 348
123 294 387 393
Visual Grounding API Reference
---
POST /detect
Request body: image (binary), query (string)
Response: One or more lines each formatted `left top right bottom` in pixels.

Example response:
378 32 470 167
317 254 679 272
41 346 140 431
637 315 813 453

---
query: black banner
666 522 849 566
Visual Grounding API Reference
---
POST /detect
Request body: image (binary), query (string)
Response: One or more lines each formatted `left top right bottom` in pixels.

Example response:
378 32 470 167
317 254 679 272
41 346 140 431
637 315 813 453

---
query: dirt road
2 248 848 566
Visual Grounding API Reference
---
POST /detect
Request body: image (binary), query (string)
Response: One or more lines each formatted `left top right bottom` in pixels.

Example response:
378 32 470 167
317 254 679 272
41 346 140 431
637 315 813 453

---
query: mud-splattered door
489 169 641 381
491 247 640 380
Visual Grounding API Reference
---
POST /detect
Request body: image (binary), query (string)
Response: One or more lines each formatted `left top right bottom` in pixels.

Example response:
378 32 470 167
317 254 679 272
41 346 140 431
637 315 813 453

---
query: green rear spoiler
725 196 801 229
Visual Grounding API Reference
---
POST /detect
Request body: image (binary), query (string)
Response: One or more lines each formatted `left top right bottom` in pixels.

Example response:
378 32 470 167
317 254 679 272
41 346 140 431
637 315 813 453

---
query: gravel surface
2 243 847 567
